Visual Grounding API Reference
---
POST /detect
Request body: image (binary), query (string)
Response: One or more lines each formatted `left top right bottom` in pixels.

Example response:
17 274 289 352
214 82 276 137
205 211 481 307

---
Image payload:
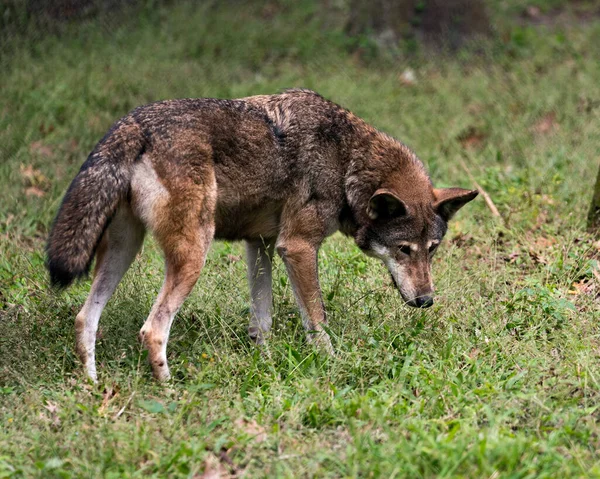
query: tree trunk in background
346 0 491 49
346 0 414 40
588 164 600 232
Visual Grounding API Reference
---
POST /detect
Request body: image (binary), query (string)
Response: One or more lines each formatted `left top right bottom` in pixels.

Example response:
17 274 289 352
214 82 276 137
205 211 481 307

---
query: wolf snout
408 295 434 308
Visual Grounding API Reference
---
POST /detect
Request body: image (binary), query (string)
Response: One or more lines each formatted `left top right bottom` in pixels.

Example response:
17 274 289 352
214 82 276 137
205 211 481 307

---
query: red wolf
47 89 477 381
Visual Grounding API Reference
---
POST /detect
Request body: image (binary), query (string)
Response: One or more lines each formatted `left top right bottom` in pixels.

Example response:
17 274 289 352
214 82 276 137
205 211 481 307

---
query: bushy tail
46 116 145 287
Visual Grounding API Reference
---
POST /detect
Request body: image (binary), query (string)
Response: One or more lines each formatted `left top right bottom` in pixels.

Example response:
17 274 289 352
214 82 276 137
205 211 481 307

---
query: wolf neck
338 117 431 237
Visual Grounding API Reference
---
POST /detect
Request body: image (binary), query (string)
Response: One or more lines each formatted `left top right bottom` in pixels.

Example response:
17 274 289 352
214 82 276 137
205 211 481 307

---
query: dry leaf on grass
42 401 61 428
578 96 600 113
234 418 267 443
195 450 238 479
469 348 480 360
98 386 119 414
528 249 549 265
527 235 556 265
44 402 59 414
532 112 559 135
467 103 485 115
68 138 79 152
20 164 49 185
25 186 46 197
533 236 556 249
457 126 487 149
195 455 225 479
569 280 595 296
29 140 54 157
525 6 541 20
450 232 474 248
507 251 520 263
38 122 55 135
20 163 50 196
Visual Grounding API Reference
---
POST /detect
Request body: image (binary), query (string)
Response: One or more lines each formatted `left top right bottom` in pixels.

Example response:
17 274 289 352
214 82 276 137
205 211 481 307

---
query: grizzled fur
47 118 145 286
46 89 477 381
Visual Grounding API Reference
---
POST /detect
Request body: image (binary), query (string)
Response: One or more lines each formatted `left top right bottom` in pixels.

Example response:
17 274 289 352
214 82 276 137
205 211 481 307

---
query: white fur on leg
76 286 109 382
305 328 334 355
246 240 274 345
139 287 178 382
76 208 144 382
139 226 213 381
139 263 203 381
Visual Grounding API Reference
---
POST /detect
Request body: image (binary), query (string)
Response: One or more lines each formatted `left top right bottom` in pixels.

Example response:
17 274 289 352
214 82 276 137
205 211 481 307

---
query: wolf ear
368 189 408 220
433 188 479 221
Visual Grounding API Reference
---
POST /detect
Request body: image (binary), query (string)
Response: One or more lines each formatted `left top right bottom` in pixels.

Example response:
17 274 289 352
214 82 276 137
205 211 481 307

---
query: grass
1 1 600 477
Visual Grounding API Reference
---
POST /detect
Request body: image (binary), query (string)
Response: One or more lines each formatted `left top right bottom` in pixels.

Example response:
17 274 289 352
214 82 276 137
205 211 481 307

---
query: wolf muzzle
410 295 434 308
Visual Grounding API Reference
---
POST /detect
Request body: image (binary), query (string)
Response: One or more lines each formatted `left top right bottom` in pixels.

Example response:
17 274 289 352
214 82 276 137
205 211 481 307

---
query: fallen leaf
525 6 541 20
44 402 59 414
528 249 549 265
195 454 227 479
38 123 55 135
43 401 61 428
26 186 45 198
99 386 118 414
507 251 520 263
234 418 267 443
261 2 281 20
469 348 480 360
593 265 600 282
450 232 474 248
570 280 593 296
29 140 54 157
533 236 556 249
457 126 487 149
20 164 49 188
2 214 15 227
218 449 236 469
532 112 559 135
578 96 600 113
467 103 485 115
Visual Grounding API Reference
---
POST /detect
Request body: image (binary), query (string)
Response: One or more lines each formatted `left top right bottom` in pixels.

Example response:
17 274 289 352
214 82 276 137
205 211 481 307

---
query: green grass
1 1 600 477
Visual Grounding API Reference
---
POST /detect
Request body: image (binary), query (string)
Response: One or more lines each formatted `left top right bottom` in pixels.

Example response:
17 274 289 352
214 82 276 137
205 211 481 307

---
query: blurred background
2 2 600 476
1 0 599 230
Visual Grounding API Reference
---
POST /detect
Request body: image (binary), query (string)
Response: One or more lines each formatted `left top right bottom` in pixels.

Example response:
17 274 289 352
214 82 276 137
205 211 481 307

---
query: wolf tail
46 116 145 287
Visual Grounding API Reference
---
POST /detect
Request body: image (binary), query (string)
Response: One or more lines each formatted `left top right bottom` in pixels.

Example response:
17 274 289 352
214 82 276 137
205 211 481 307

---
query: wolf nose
415 296 434 308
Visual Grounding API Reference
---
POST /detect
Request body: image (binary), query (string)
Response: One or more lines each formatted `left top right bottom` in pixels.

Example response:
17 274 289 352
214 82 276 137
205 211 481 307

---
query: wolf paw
306 330 335 356
248 325 271 346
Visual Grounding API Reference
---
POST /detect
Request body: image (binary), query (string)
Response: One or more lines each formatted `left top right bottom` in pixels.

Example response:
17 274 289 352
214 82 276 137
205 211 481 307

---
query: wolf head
355 186 478 308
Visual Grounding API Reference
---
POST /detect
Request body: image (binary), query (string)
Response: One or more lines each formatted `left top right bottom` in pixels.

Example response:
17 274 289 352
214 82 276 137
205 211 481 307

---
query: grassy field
1 1 600 477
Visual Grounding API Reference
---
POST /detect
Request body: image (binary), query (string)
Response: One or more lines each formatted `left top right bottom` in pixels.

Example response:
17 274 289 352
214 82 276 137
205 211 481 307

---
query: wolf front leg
246 239 275 345
276 237 334 355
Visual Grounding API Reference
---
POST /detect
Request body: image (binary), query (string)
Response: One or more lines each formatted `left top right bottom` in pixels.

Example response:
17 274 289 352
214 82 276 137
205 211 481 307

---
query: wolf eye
399 245 412 256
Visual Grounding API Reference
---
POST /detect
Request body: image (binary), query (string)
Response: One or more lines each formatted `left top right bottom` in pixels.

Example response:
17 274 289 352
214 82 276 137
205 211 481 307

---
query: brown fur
46 89 477 380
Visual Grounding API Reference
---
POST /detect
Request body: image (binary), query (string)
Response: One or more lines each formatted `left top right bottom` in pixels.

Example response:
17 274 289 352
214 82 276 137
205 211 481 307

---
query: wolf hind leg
246 239 275 345
75 205 145 382
139 223 214 381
